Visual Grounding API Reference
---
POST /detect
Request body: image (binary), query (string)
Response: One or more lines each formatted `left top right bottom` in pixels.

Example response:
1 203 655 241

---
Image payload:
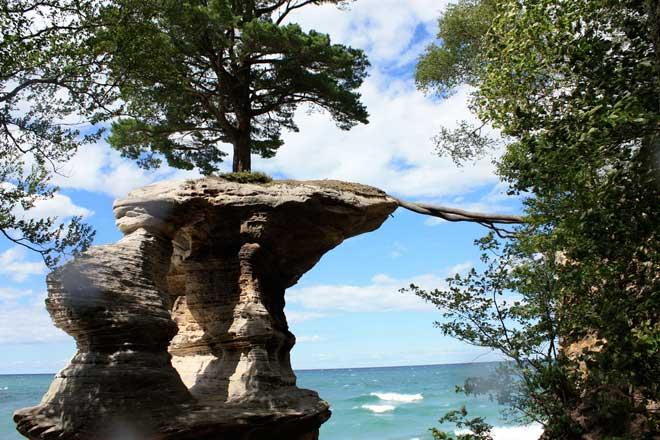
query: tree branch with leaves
0 0 111 267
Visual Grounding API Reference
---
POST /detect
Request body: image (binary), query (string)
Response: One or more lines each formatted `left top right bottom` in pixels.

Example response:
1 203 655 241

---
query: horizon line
0 359 506 376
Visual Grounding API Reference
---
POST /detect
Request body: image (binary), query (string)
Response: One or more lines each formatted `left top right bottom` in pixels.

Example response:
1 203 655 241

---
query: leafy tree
415 0 498 166
416 0 494 93
0 0 108 267
95 0 369 173
414 0 660 438
408 235 582 437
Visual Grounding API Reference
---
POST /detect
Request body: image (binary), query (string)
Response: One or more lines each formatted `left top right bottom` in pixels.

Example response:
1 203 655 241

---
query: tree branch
276 0 319 25
0 78 64 103
0 228 48 258
391 197 525 235
392 197 524 223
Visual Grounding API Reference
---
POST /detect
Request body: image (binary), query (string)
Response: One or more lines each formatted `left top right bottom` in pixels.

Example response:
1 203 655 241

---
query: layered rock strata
14 178 397 440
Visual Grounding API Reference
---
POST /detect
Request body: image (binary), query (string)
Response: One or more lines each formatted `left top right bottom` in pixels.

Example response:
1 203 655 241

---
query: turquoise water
0 374 54 440
1 363 540 440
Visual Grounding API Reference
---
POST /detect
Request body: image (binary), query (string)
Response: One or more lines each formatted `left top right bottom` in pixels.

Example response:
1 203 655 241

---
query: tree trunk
232 133 251 172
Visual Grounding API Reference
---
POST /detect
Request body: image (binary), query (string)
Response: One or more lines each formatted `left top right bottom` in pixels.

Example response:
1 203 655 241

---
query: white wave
362 404 396 413
455 424 543 440
492 424 544 440
370 392 423 403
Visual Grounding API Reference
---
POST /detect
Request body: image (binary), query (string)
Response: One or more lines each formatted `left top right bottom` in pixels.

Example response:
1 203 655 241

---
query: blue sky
0 0 521 374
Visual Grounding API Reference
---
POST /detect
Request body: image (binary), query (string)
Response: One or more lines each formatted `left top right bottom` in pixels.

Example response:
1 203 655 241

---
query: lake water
0 363 542 439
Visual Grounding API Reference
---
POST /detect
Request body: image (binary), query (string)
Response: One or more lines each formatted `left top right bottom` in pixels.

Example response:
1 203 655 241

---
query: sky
0 0 522 374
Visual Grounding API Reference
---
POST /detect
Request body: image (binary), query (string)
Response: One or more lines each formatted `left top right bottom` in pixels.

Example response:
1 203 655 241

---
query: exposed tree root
391 197 525 237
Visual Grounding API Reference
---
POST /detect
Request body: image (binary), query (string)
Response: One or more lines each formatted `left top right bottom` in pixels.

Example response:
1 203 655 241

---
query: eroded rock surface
14 178 397 440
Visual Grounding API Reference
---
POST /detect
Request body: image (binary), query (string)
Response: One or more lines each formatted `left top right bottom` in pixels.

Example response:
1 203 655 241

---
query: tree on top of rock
97 0 369 173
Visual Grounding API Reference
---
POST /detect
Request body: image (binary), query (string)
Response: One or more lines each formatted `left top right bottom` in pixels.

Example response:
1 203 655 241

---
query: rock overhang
114 178 398 287
114 178 397 233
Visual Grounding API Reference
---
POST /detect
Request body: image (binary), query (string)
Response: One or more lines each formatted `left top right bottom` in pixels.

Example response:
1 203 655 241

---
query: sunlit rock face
14 178 397 440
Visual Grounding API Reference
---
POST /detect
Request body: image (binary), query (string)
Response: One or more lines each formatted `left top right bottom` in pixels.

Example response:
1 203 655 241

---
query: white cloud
0 247 45 282
269 1 513 199
3 181 93 220
255 81 499 198
449 181 519 213
286 0 447 65
0 291 69 344
21 193 93 220
51 142 202 198
287 261 474 313
287 272 446 313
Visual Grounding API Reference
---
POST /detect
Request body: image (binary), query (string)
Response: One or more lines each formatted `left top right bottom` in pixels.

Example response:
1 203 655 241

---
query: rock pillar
14 178 398 440
178 242 296 403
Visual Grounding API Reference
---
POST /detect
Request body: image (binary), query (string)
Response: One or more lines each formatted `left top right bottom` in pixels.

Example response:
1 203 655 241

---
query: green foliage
416 0 660 438
415 0 499 162
217 171 272 184
416 0 496 93
433 121 500 167
430 406 494 440
1 1 103 267
95 0 369 172
407 234 582 434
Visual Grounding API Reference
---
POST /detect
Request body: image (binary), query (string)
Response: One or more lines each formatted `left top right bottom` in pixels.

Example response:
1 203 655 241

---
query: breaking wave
456 423 543 440
370 392 423 403
361 404 396 413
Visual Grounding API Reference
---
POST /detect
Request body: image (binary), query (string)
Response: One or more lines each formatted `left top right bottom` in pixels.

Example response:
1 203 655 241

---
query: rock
15 178 397 440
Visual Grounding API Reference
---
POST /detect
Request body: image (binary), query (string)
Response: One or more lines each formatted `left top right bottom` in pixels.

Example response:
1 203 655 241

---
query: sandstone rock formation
14 178 398 440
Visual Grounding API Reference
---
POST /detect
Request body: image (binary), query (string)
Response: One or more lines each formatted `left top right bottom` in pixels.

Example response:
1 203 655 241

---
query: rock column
14 228 191 439
14 178 399 440
172 238 297 404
